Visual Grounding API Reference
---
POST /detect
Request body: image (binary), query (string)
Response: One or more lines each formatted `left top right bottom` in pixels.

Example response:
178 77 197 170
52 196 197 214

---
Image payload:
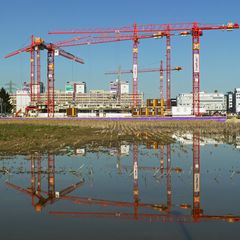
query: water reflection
6 153 84 212
3 134 240 224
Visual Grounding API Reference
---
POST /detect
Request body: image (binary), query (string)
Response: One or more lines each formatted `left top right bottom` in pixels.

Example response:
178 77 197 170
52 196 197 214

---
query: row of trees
0 88 13 114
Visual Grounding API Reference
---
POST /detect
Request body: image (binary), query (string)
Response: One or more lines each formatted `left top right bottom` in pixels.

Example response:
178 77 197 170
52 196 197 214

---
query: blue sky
0 0 240 99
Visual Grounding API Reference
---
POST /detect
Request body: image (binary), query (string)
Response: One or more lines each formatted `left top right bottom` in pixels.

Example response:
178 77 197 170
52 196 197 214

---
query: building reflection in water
5 135 240 223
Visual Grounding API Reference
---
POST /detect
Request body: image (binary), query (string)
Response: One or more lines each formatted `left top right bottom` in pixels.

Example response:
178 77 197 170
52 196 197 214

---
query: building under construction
10 89 144 116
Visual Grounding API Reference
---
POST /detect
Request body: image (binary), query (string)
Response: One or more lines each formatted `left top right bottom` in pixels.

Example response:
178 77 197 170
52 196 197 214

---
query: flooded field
1 134 240 240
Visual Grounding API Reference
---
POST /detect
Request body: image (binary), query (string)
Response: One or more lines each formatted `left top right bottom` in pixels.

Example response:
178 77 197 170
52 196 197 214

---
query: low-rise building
176 92 226 114
11 90 144 113
15 90 31 113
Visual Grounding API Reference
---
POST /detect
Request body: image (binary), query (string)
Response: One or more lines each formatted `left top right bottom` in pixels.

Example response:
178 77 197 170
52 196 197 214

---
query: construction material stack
66 108 77 117
132 99 165 117
146 99 165 116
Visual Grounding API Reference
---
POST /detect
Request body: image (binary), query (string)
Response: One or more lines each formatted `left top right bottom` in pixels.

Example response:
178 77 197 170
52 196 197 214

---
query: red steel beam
49 22 239 35
49 211 240 223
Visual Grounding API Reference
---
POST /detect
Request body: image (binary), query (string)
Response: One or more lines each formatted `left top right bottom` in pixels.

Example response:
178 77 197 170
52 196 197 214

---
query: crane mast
166 27 171 111
160 60 164 100
132 24 139 107
192 24 201 116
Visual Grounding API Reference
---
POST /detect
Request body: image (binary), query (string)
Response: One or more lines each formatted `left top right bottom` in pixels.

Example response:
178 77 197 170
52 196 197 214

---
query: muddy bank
0 119 239 155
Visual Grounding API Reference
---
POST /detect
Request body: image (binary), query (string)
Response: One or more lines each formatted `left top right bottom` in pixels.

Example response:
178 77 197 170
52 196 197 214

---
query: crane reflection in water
5 133 240 223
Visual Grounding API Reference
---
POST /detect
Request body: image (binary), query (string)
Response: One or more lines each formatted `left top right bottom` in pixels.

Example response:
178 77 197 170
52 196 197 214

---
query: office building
110 80 129 95
65 81 86 94
177 92 226 114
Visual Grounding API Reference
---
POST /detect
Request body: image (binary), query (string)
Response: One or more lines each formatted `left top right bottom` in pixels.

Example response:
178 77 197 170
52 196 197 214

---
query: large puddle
1 134 240 240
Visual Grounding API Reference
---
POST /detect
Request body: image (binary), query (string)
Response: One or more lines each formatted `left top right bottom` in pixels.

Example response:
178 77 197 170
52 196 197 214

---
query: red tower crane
160 145 165 175
192 130 202 219
167 144 172 211
105 62 182 104
49 24 167 108
49 22 239 115
48 141 240 224
132 143 139 219
6 153 84 212
5 36 84 117
5 146 240 223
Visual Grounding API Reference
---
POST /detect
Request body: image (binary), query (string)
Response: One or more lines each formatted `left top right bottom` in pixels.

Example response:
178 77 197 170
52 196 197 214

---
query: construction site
10 88 144 118
4 22 240 119
2 1 240 237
